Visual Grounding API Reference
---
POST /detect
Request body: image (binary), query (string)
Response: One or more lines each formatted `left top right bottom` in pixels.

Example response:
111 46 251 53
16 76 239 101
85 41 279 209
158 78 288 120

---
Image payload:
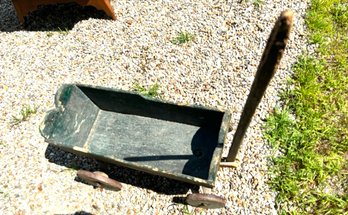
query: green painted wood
40 84 231 187
40 85 99 148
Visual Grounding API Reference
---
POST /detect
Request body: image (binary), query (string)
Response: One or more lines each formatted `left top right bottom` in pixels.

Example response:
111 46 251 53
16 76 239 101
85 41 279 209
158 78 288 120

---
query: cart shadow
73 212 93 215
0 0 111 32
123 127 219 180
45 144 199 195
54 211 92 215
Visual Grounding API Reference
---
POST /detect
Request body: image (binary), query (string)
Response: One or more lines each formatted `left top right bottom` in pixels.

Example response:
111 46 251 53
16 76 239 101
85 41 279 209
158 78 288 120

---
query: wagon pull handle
224 10 294 164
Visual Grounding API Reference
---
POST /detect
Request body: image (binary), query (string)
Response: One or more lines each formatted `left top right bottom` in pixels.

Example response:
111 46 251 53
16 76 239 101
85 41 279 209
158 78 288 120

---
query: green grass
133 83 161 98
252 0 264 8
0 190 9 199
11 105 37 126
264 0 348 214
57 27 69 35
179 204 202 215
182 205 194 214
46 32 54 37
171 32 195 45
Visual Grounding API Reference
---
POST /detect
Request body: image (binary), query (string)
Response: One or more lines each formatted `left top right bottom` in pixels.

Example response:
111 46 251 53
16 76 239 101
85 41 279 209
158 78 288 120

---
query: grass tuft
171 32 195 45
252 0 264 8
46 32 54 37
133 83 161 98
11 105 37 126
264 0 348 214
57 27 69 35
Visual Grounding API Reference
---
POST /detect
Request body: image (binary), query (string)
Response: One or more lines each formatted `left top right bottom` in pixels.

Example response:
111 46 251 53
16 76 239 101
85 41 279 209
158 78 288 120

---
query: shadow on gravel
0 0 111 32
72 211 93 215
45 144 199 195
54 212 93 215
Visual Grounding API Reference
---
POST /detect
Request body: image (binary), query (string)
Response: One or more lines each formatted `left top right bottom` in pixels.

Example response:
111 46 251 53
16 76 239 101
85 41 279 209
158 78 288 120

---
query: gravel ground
0 0 311 214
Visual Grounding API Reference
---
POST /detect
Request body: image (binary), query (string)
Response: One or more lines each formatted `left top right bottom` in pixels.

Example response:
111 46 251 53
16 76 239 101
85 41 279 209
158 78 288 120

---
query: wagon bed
40 84 230 187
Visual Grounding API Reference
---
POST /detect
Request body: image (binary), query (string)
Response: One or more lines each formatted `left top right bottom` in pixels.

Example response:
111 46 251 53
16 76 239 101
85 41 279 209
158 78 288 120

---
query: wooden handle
226 10 294 162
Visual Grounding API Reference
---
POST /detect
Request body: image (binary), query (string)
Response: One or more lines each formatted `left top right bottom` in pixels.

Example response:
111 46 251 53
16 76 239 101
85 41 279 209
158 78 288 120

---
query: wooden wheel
186 193 226 209
77 170 122 191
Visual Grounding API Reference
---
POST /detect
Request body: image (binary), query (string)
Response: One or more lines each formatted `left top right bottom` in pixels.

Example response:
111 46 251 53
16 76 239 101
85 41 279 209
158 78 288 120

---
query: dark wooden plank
226 10 294 162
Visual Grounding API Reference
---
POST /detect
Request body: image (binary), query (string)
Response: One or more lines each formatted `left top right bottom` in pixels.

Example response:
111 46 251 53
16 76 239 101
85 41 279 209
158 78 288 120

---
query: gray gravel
1 0 311 214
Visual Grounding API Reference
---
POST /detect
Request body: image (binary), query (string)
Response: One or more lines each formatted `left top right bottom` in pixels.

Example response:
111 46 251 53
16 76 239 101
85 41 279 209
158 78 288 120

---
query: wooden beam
225 10 294 162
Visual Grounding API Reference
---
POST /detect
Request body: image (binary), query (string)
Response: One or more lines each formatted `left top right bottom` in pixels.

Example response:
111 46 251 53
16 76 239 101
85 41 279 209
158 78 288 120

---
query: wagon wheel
186 193 226 209
77 170 122 191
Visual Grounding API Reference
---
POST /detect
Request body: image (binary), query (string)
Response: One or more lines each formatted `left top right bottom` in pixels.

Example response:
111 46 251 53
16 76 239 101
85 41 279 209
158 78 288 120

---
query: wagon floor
87 110 218 180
